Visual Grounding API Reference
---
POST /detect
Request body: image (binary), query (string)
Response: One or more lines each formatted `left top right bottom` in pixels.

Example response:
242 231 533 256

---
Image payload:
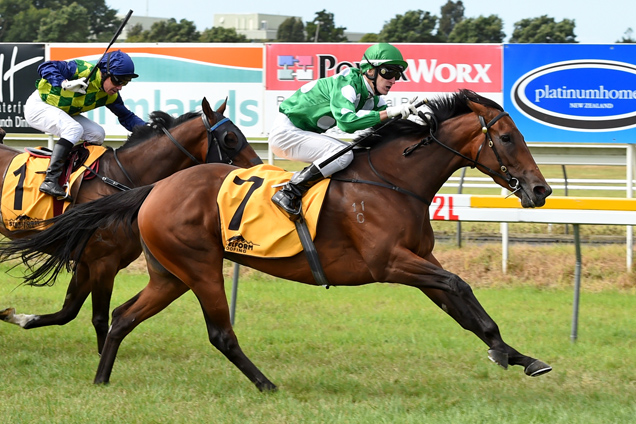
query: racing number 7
228 175 264 230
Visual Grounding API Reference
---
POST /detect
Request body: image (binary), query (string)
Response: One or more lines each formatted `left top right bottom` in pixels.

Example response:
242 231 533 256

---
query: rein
332 111 522 205
160 115 231 166
416 111 521 195
99 114 235 192
331 147 431 205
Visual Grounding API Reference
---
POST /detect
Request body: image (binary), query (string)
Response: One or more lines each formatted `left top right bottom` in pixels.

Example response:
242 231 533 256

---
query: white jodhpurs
269 112 354 177
24 91 105 145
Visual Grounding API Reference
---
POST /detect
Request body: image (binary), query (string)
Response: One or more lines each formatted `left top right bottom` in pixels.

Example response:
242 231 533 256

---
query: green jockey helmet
360 43 408 73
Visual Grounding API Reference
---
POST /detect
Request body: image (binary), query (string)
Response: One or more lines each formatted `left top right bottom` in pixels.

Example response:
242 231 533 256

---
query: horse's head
201 98 263 167
462 94 552 208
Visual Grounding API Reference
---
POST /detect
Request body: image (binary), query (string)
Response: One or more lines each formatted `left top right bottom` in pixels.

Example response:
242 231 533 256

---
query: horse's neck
112 124 204 186
350 120 478 204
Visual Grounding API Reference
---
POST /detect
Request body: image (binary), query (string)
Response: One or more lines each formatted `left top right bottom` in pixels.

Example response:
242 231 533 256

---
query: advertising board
0 44 45 133
264 43 503 135
504 44 636 143
49 44 264 136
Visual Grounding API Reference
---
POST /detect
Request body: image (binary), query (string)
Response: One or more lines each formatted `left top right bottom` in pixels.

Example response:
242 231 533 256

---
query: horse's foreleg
420 280 550 376
94 276 189 384
89 272 116 355
392 252 551 376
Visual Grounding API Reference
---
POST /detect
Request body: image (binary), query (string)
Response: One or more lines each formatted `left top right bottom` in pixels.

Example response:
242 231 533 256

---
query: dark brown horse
0 97 262 353
0 90 552 390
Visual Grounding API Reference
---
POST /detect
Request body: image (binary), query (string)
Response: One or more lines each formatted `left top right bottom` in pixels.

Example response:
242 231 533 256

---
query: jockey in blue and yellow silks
24 50 144 201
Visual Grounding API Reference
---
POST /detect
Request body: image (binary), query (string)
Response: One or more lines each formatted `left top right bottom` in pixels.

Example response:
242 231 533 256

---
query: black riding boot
39 140 73 201
272 164 324 220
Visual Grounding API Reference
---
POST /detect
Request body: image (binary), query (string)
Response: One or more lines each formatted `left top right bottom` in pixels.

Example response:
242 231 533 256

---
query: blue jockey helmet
98 50 138 81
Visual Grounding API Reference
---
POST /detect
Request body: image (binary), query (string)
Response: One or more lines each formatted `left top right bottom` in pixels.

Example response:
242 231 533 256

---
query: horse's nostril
533 185 552 198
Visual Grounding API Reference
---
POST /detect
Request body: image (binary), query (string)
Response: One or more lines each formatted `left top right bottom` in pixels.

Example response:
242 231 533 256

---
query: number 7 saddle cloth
218 164 330 258
1 145 106 231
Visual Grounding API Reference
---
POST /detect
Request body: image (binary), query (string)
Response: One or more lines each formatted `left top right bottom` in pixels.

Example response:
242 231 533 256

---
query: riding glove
386 101 418 119
61 78 88 94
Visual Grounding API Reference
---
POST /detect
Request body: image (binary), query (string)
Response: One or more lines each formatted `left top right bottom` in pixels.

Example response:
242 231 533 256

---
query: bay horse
0 97 262 353
0 90 552 390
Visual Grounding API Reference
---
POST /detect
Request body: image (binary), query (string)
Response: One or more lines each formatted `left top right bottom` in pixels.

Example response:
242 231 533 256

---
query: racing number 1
13 163 27 210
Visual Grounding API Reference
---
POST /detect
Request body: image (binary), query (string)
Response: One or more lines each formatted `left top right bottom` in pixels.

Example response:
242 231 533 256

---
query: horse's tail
0 185 154 287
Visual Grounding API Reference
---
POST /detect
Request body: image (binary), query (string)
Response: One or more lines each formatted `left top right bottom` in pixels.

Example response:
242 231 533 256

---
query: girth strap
294 216 331 288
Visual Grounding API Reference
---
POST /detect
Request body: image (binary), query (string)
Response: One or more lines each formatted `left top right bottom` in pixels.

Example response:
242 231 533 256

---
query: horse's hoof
0 308 15 322
525 360 552 377
256 381 278 392
487 349 509 370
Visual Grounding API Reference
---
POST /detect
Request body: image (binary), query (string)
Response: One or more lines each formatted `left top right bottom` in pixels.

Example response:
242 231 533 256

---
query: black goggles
110 75 132 86
378 66 403 80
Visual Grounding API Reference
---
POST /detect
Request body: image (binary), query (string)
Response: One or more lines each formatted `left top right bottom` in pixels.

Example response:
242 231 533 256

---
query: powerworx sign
504 44 636 143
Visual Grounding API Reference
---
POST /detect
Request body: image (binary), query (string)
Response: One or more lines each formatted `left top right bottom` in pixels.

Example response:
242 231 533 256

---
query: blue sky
106 0 633 43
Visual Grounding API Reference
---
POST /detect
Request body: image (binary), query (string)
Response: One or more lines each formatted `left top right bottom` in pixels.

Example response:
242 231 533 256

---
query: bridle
160 114 244 166
404 110 522 197
107 113 247 190
333 110 526 205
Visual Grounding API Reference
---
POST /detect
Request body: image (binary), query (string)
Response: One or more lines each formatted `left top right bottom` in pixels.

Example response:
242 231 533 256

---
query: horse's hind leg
174 253 277 392
192 279 277 392
94 273 189 384
1 267 91 331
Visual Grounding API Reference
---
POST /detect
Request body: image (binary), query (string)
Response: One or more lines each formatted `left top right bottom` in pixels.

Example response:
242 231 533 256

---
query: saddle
217 164 330 258
1 143 107 231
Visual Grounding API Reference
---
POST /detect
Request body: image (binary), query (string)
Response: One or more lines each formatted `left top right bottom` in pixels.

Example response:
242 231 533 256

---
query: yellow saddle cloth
1 145 106 231
218 164 330 258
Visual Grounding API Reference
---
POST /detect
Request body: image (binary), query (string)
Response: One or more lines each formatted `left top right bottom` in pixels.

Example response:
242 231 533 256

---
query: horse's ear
466 99 488 117
216 97 228 115
201 97 216 123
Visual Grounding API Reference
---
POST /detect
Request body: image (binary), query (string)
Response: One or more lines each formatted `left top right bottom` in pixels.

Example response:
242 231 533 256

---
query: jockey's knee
60 121 84 145
82 125 106 145
317 150 353 177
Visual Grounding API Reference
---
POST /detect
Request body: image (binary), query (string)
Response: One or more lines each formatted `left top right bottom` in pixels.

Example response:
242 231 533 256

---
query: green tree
359 33 379 42
617 28 635 43
510 15 577 43
277 17 304 41
199 26 248 42
447 15 505 43
379 10 439 43
438 0 464 41
37 3 90 42
0 0 120 42
140 18 199 42
123 23 145 42
306 10 347 42
76 0 121 42
1 3 48 41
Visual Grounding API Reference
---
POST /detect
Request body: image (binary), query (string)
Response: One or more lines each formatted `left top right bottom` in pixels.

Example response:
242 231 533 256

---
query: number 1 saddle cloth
218 164 330 258
1 145 106 231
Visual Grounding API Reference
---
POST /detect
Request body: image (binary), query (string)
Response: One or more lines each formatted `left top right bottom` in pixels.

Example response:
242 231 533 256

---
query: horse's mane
427 88 503 121
119 110 202 150
353 89 503 147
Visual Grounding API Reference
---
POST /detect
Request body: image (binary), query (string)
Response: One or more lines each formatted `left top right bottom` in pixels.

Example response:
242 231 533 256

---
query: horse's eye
500 134 511 143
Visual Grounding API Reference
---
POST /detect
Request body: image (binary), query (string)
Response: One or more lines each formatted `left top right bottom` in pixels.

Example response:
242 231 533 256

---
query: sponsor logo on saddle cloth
217 164 330 258
1 145 106 231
